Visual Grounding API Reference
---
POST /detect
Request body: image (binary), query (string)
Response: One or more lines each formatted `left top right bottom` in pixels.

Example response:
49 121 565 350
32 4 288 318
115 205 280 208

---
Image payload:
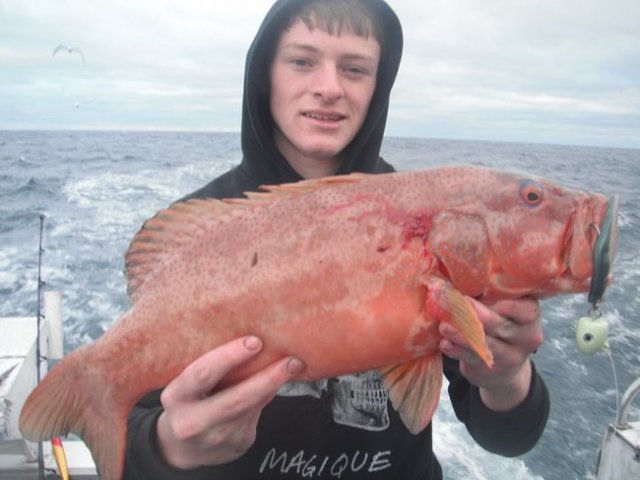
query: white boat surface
595 377 640 480
0 291 97 479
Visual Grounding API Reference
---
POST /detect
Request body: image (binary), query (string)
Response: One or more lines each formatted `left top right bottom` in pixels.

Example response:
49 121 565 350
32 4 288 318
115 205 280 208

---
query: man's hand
156 336 305 469
439 298 543 412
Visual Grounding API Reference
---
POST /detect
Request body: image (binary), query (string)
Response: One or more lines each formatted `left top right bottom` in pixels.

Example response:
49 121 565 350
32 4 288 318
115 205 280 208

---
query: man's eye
291 58 311 67
344 65 369 76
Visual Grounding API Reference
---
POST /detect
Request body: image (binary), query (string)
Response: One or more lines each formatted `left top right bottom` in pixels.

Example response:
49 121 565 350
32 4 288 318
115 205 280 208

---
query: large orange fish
20 166 617 480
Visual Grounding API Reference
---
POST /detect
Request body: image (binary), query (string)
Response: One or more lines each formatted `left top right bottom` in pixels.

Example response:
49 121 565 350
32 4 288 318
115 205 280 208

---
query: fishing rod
36 214 46 479
35 214 70 480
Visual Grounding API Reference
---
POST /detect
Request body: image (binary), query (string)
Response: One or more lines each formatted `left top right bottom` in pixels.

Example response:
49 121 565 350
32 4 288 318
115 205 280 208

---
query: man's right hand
156 336 305 469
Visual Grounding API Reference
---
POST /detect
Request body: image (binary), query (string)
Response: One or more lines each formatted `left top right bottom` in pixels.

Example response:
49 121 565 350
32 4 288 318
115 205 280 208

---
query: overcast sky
1 0 638 148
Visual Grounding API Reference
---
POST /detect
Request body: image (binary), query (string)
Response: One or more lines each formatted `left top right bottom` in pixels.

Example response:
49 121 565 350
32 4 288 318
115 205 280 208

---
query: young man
123 1 549 478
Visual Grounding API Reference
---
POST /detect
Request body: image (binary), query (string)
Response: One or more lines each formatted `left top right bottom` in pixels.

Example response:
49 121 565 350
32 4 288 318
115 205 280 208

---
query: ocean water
1 130 639 479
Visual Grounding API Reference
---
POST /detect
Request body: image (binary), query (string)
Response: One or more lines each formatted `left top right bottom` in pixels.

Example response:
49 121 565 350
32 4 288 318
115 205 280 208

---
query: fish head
478 172 618 300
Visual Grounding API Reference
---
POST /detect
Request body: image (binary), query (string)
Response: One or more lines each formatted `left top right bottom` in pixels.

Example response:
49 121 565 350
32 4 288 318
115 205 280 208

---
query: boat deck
1 295 97 479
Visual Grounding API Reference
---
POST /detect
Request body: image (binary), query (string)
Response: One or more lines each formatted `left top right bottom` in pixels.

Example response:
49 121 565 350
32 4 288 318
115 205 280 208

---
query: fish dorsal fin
186 174 370 208
124 198 243 302
262 172 370 193
124 173 369 302
380 353 443 434
225 172 369 204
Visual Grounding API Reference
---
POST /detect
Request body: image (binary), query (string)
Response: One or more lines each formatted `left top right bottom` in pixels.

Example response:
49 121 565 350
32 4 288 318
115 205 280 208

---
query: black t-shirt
124 356 548 479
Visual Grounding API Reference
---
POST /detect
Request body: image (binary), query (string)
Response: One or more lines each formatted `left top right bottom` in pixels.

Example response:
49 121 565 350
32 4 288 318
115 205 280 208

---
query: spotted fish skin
19 166 613 480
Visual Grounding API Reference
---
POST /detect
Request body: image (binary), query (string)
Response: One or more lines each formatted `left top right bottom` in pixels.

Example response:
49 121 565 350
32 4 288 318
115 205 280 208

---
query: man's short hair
285 0 384 46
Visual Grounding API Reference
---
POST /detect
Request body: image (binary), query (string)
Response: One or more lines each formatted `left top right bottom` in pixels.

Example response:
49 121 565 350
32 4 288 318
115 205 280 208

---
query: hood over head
239 0 403 185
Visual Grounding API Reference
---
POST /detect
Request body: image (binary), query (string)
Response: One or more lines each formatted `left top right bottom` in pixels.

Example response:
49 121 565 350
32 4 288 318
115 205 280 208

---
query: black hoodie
182 0 401 201
123 1 549 478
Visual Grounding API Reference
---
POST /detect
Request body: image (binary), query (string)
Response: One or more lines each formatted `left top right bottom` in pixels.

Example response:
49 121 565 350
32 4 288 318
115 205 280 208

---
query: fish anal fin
425 277 494 367
380 354 443 434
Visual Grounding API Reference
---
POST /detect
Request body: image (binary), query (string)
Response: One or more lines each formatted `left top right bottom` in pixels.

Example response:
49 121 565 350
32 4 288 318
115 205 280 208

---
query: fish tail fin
426 278 494 367
380 353 443 433
19 349 127 480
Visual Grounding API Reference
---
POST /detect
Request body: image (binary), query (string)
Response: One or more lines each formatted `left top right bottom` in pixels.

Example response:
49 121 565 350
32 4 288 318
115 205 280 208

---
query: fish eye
519 179 544 206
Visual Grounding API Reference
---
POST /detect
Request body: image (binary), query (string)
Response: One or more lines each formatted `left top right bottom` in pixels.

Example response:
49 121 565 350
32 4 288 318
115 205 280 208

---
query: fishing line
605 345 621 423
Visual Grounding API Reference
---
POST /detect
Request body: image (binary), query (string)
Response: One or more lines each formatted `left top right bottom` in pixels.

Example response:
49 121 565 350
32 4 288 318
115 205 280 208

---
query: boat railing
616 377 640 429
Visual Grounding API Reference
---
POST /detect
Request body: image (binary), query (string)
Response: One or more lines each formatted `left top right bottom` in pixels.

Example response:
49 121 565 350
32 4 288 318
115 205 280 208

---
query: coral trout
20 166 618 479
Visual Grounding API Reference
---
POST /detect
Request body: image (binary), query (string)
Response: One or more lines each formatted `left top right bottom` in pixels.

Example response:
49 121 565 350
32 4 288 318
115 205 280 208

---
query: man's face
269 19 380 178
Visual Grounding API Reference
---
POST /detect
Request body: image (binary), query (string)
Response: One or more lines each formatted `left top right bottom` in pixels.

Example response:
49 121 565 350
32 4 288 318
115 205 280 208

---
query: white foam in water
434 383 543 480
0 247 20 289
2 131 639 479
0 245 38 315
63 170 181 221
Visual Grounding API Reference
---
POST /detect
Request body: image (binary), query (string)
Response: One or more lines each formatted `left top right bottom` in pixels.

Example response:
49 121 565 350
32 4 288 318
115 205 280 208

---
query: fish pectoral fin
425 277 494 368
379 354 443 434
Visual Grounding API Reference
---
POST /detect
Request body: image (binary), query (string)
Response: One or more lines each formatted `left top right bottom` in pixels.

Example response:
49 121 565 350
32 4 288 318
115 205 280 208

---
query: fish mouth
587 195 619 308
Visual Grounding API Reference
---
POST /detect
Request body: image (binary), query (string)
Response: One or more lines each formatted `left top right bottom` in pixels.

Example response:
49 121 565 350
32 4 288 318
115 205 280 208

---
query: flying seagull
52 44 86 63
63 90 95 109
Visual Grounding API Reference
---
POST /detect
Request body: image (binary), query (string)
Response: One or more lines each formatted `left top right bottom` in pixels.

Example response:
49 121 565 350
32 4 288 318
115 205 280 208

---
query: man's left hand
439 297 544 412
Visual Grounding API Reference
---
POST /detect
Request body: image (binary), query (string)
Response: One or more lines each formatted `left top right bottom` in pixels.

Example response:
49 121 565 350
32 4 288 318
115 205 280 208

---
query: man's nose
312 65 344 102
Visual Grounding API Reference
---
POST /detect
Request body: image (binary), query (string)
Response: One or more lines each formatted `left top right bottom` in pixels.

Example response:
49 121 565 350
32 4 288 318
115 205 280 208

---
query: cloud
0 0 638 147
387 0 640 146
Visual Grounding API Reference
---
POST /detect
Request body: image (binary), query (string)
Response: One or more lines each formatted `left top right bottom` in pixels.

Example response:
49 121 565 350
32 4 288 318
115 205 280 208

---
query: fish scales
19 166 616 480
